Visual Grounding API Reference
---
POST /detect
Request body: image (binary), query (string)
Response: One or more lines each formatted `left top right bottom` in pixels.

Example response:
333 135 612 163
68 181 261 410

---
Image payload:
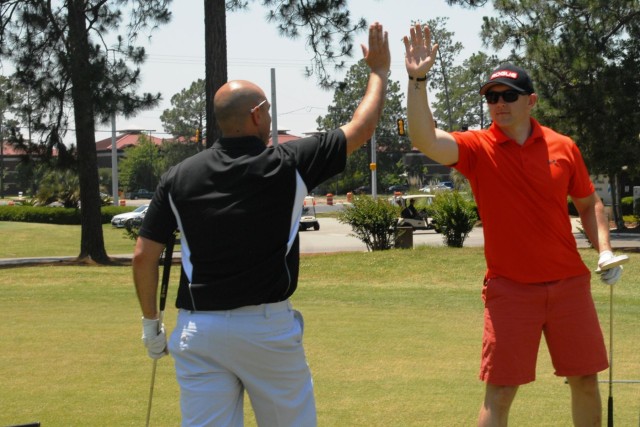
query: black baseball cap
479 63 535 95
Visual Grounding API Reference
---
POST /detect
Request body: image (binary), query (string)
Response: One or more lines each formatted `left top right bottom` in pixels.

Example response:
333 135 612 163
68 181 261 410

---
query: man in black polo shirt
133 22 390 426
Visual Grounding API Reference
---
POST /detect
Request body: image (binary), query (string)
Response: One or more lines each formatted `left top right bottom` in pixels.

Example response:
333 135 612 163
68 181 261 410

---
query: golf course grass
0 228 638 426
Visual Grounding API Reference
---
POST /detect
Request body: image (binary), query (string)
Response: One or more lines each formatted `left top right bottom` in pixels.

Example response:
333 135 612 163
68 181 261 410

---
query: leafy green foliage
337 195 399 251
161 140 199 170
119 137 164 192
119 136 198 192
432 191 478 247
432 52 499 131
316 60 409 193
257 0 367 88
34 169 81 208
0 205 127 225
160 79 206 148
0 0 171 262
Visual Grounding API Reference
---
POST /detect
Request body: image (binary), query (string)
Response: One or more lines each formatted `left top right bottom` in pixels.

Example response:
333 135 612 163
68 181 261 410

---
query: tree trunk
610 172 625 230
67 1 109 263
204 0 228 148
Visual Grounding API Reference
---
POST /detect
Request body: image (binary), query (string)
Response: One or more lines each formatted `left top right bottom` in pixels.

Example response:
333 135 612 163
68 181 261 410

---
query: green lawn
0 222 138 258
0 246 638 426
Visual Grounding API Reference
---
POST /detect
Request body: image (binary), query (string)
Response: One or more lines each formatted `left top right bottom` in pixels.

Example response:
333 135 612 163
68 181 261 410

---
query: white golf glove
596 250 623 285
141 317 168 359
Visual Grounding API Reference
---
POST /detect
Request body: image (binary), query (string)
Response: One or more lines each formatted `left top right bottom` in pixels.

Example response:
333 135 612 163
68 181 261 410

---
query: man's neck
499 120 532 146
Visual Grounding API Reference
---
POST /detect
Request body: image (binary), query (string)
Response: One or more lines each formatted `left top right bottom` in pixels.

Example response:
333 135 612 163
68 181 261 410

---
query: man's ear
528 93 538 108
249 110 260 126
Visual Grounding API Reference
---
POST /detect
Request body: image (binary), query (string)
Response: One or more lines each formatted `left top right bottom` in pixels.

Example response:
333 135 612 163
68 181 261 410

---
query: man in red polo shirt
403 23 623 426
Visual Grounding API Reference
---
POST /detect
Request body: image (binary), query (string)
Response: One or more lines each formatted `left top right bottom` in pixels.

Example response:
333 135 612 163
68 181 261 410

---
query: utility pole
111 111 119 206
0 111 4 199
370 131 377 199
270 68 278 146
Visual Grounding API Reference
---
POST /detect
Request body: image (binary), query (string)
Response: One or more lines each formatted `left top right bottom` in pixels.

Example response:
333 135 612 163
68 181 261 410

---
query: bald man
133 22 390 427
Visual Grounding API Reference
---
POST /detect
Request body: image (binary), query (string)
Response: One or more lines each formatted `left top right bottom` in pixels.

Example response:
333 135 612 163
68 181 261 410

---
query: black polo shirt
139 129 347 310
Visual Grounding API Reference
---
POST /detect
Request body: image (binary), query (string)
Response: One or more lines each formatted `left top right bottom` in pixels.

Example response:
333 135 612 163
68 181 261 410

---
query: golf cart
299 196 320 231
394 194 438 231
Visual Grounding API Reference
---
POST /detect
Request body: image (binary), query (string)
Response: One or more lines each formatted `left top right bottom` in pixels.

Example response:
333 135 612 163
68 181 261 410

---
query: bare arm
403 23 459 166
341 22 390 155
572 192 612 253
132 236 166 319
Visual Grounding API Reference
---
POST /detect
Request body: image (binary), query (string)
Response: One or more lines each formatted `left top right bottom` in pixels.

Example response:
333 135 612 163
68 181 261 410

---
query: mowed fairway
0 247 638 426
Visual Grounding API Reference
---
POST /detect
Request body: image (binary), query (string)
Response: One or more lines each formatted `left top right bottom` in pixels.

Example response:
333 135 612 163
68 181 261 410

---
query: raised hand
361 22 390 75
403 23 439 79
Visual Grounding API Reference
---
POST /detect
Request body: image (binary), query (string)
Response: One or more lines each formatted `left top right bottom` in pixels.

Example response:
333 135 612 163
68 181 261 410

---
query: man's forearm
133 237 165 319
577 196 612 253
407 78 436 154
345 70 388 154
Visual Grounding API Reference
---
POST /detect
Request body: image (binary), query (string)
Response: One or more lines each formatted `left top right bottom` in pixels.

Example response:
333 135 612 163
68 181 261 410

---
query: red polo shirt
452 119 593 283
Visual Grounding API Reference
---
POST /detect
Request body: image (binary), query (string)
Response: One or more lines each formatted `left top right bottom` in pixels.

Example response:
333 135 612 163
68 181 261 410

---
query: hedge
0 205 136 225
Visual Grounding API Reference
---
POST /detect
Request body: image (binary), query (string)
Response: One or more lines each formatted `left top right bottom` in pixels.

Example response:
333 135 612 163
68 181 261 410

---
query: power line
142 53 406 69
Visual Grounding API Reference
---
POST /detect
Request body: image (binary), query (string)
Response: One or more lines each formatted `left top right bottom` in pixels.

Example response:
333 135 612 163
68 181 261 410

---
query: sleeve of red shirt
567 142 595 199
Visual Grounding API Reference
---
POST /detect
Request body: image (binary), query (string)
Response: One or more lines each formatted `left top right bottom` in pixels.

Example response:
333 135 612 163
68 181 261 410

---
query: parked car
419 181 454 193
129 189 154 199
393 194 439 231
299 196 320 231
388 184 409 193
111 204 149 228
353 185 371 195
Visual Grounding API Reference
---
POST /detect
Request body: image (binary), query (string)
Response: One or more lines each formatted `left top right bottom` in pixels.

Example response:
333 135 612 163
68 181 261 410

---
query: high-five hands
361 22 391 74
403 23 439 79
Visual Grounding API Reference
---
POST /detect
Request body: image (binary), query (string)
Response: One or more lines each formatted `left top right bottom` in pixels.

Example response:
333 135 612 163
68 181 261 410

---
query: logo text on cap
491 70 518 80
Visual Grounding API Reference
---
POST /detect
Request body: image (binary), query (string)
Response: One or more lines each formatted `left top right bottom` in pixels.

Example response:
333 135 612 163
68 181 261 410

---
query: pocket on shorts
168 312 198 353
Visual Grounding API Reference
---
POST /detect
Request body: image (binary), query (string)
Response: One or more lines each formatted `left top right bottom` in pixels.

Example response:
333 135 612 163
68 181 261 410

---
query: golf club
145 232 177 427
597 254 628 427
608 282 614 427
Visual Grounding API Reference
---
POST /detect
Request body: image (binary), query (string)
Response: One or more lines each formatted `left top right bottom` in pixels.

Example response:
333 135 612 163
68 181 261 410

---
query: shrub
0 205 135 224
337 195 399 251
431 191 478 248
621 196 634 216
122 215 144 241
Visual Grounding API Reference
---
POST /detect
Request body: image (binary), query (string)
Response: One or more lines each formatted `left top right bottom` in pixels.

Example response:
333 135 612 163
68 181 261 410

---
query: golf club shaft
145 232 177 427
145 360 158 427
608 284 614 427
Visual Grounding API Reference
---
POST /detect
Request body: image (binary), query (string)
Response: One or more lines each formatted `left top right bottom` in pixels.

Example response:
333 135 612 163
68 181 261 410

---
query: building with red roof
267 130 304 146
95 130 167 169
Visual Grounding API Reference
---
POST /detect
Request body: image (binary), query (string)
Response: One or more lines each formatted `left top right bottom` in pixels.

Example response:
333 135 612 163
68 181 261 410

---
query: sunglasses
250 99 268 114
484 90 524 104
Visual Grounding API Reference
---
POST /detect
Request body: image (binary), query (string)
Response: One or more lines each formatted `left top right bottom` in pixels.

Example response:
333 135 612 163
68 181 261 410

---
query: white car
111 204 149 228
419 181 454 193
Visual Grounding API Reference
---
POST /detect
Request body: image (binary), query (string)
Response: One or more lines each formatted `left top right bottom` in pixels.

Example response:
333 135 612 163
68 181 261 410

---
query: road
299 217 484 253
125 198 637 253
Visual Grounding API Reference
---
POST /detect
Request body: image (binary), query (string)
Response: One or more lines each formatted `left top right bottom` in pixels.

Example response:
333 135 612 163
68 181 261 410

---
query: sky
89 0 498 143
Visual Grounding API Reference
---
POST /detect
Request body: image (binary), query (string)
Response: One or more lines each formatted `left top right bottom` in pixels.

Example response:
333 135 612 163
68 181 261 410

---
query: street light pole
111 111 119 206
0 111 4 199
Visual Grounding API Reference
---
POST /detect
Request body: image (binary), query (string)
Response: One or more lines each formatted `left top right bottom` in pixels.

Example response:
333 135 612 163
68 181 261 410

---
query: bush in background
621 196 634 216
0 205 135 225
337 195 399 251
431 191 478 248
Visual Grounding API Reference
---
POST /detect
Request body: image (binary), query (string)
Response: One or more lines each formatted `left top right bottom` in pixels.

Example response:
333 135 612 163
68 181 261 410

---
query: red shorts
480 273 608 386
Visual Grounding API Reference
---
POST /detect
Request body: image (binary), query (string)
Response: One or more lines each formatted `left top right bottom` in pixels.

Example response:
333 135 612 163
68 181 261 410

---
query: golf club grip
608 395 613 427
159 232 177 313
